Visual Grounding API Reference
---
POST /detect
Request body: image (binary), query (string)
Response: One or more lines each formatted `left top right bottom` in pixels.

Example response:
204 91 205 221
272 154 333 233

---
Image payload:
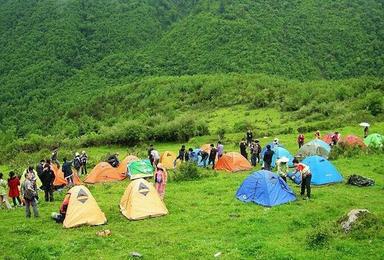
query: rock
130 252 142 258
340 209 369 232
96 229 112 237
214 252 222 258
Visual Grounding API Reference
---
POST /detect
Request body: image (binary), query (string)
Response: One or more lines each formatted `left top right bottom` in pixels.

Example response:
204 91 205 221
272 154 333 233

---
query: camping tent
127 159 154 180
190 148 213 167
302 155 343 185
200 144 212 153
160 151 179 169
63 185 107 228
52 164 81 186
322 133 333 144
296 139 331 159
236 170 296 207
261 142 285 157
364 133 383 148
260 145 294 168
339 135 366 148
84 155 138 184
119 178 168 220
215 152 252 172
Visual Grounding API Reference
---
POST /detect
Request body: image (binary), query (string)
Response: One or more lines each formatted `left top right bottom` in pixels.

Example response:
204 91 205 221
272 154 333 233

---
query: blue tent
302 156 343 185
190 148 212 167
236 170 296 207
261 145 294 168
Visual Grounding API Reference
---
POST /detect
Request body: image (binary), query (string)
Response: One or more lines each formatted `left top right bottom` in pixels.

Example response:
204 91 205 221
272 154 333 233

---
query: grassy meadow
0 121 383 259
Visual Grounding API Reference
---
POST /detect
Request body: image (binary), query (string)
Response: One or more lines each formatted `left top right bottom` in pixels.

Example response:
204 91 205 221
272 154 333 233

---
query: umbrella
359 122 370 127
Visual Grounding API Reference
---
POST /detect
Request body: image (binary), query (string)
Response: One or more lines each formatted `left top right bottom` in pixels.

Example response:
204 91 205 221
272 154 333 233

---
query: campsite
0 124 383 259
1 0 384 259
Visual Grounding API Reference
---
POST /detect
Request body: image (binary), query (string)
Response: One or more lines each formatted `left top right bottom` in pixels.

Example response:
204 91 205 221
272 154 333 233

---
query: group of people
0 149 90 218
240 130 312 199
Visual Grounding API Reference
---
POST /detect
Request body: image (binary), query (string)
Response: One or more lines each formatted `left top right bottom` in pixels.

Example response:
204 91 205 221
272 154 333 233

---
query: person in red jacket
8 171 22 207
297 133 305 148
293 159 312 199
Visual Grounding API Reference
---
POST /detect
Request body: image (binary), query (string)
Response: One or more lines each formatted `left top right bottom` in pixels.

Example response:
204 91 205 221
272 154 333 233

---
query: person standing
147 144 154 165
154 164 167 200
263 145 274 171
239 139 248 159
174 145 186 168
297 133 305 148
23 172 39 218
7 171 22 207
208 144 217 169
73 152 82 175
250 141 258 166
62 158 74 186
364 126 369 138
51 148 60 168
292 159 312 199
217 141 224 159
255 140 262 164
41 161 54 202
0 173 12 209
315 130 321 139
246 130 253 146
80 151 88 175
151 149 160 167
331 131 340 146
36 160 45 180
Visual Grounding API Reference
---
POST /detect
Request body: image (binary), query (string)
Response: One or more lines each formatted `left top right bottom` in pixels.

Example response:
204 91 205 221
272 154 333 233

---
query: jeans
264 162 272 171
25 198 39 218
208 157 215 169
301 174 312 198
251 153 257 166
44 187 54 202
81 164 87 175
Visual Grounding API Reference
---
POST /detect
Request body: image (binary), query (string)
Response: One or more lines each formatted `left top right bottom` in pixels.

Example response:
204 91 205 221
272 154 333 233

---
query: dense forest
0 0 383 159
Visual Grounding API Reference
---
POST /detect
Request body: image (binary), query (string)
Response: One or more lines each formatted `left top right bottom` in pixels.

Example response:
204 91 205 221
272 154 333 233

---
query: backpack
74 157 81 169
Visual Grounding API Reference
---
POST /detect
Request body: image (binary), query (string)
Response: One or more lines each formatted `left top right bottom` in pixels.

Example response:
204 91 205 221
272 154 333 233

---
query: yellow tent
160 151 180 169
119 178 168 220
63 185 107 228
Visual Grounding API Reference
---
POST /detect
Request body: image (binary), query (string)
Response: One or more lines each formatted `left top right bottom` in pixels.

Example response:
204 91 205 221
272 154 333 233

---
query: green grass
1 124 383 259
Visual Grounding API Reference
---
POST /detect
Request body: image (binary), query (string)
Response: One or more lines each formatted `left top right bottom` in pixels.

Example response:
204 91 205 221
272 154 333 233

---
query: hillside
0 0 384 145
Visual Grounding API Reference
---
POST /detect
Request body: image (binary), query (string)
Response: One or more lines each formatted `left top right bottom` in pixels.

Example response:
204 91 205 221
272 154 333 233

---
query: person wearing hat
276 157 289 182
154 163 167 200
73 152 82 174
80 151 88 175
273 138 280 146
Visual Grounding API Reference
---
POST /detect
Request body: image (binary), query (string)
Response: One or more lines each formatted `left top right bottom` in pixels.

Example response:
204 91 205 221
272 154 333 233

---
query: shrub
216 127 226 140
173 162 201 182
307 225 332 249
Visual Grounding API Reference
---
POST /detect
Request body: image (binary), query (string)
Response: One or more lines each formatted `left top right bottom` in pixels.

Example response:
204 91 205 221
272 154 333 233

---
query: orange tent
322 134 333 144
340 135 366 148
52 164 81 186
84 155 138 184
215 152 252 172
160 151 179 169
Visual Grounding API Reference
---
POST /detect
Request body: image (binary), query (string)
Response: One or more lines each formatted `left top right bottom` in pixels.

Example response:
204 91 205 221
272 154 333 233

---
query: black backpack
74 157 81 169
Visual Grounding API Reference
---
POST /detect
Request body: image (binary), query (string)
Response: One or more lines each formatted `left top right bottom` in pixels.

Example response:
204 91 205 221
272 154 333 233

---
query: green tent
127 159 154 180
364 134 383 148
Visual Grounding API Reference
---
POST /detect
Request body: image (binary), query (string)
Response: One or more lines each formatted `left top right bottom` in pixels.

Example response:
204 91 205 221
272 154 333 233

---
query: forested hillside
0 0 383 152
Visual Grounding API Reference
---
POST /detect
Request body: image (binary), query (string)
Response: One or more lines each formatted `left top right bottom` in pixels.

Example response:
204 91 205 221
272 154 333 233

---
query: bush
307 225 333 249
173 162 201 182
216 127 226 140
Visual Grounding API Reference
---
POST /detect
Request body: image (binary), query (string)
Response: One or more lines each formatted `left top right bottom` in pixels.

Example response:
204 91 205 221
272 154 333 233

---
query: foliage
172 162 201 182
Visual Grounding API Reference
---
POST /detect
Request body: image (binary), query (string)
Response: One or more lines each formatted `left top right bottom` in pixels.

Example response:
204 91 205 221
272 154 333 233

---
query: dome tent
236 170 296 207
215 152 252 172
120 178 168 220
296 139 331 159
302 155 343 185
